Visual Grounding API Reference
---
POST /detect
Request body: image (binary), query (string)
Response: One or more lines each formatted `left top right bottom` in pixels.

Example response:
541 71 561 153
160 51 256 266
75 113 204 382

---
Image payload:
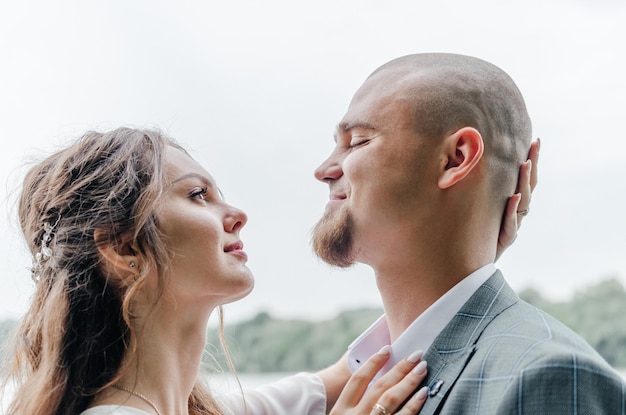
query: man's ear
438 127 484 189
94 228 140 276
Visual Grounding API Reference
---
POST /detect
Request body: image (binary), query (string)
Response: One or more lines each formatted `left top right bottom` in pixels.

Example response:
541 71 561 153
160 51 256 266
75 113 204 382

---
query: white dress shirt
347 264 497 378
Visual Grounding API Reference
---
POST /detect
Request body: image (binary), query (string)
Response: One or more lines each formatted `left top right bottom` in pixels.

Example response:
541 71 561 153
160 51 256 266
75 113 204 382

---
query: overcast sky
1 0 625 325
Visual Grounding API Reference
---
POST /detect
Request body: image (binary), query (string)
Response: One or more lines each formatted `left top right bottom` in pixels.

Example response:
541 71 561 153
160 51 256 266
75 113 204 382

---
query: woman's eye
189 187 208 201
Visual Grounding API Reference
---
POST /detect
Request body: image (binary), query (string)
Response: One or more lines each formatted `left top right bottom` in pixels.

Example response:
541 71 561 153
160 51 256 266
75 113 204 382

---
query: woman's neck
94 304 215 415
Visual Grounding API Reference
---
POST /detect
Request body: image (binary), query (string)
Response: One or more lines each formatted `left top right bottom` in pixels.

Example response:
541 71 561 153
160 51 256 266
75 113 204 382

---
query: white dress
80 372 326 415
220 372 326 415
81 406 151 415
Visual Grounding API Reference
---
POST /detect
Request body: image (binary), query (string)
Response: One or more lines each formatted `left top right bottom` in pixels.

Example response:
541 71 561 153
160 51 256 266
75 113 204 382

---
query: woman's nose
225 206 247 233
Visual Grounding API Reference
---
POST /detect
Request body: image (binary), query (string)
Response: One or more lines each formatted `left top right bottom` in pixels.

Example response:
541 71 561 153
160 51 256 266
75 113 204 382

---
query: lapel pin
429 379 444 397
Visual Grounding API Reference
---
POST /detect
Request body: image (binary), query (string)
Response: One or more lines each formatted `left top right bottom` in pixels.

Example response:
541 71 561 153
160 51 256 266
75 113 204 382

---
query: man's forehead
331 68 431 142
351 69 427 112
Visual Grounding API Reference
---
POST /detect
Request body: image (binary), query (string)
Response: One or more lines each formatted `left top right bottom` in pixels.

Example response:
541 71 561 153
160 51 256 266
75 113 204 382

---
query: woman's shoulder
80 405 152 415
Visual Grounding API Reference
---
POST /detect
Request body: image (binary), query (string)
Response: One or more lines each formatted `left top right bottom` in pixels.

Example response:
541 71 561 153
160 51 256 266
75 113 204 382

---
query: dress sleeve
219 372 327 415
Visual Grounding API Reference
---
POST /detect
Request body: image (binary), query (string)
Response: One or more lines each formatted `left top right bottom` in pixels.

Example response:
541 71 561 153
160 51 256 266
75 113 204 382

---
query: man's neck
363 198 500 340
374 257 491 341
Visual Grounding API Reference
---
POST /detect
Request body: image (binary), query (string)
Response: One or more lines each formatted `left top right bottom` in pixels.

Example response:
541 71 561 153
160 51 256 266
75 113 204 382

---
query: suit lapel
417 271 519 413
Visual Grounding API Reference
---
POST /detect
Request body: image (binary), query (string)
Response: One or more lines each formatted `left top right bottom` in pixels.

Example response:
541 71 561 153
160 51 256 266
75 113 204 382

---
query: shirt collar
347 263 497 376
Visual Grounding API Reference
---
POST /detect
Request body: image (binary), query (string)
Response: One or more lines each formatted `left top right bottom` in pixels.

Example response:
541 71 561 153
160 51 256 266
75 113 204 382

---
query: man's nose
314 151 343 183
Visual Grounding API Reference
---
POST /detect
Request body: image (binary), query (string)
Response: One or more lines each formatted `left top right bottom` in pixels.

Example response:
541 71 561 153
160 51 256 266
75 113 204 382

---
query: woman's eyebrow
172 172 212 186
172 173 225 199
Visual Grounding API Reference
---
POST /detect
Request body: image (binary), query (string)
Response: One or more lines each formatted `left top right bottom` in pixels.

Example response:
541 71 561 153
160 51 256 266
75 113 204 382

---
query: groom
313 53 625 413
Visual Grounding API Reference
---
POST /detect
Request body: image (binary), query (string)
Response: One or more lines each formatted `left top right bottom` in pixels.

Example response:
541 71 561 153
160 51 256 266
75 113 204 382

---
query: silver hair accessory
31 218 59 282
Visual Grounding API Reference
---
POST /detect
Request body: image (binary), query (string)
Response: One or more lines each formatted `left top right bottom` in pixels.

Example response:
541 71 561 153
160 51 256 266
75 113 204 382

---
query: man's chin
311 207 355 268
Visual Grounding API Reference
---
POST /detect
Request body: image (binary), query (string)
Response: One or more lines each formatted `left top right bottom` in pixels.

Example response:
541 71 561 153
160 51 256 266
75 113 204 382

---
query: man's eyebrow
339 121 377 132
334 121 377 141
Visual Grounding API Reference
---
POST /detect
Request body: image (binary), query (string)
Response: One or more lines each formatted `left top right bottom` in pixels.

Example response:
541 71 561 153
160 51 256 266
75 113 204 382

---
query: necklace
112 384 162 415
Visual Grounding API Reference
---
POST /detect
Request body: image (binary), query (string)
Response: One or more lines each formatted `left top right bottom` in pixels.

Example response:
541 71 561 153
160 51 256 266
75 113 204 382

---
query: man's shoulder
475 298 614 376
444 300 625 414
424 275 625 414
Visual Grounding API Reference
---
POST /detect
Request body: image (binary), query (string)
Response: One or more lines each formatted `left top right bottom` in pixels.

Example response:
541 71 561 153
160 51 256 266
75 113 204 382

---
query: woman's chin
222 276 255 305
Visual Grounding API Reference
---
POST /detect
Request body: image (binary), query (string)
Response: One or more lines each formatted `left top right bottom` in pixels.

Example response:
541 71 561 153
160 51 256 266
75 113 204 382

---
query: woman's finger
334 345 392 409
368 350 424 395
495 137 540 261
370 358 428 414
528 138 540 191
331 348 428 414
394 386 429 415
515 159 532 224
517 138 540 221
495 192 521 260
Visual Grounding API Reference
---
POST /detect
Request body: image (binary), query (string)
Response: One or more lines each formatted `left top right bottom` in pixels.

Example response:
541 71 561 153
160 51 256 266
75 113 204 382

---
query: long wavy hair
2 128 224 415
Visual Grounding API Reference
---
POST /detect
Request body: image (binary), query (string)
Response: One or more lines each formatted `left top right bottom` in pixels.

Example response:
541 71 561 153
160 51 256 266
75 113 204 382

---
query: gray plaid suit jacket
417 271 625 414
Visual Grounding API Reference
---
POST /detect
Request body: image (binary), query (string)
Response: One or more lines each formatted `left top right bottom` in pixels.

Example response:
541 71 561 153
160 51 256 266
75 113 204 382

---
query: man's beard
311 205 355 268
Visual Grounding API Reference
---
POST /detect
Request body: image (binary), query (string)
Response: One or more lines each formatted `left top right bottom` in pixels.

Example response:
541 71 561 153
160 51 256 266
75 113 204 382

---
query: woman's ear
94 228 140 276
438 127 484 189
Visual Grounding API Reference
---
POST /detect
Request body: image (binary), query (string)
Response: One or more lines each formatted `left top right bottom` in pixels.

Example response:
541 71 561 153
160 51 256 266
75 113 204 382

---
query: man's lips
329 192 347 200
326 193 347 209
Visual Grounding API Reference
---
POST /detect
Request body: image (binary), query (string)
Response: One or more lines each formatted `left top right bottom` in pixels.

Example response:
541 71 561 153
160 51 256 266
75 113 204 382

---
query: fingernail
407 349 423 363
415 386 429 401
377 345 391 355
412 360 427 375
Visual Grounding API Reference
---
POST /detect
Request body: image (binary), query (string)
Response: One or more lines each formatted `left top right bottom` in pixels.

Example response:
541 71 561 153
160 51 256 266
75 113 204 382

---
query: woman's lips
225 241 248 261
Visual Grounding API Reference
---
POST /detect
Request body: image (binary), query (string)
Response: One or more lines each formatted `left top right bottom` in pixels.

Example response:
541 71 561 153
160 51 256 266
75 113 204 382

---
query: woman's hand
496 138 540 260
330 346 428 415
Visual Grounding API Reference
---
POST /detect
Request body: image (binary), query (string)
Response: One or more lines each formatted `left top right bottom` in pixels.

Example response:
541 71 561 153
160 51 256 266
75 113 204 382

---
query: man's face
312 69 441 268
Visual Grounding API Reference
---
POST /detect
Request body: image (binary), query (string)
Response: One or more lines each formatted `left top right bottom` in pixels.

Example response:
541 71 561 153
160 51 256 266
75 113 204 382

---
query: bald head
370 53 532 201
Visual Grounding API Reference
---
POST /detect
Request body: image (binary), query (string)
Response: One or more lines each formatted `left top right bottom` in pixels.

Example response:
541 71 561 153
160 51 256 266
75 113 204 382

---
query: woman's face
157 146 253 307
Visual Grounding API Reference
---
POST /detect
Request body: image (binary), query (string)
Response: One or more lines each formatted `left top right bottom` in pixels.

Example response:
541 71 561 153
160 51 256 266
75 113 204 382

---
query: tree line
1 277 625 373
204 277 626 373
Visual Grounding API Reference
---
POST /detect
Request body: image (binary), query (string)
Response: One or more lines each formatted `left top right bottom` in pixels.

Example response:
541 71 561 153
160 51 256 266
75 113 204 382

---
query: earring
129 261 136 269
